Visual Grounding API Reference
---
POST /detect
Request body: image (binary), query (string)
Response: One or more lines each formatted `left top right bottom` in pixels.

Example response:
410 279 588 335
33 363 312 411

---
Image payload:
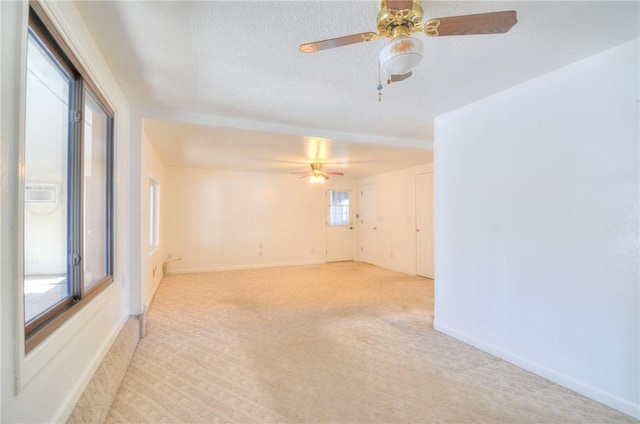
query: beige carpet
106 262 635 423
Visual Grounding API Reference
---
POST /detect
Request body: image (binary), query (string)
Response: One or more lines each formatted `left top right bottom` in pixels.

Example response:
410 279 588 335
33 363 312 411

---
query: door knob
373 227 377 230
416 228 421 233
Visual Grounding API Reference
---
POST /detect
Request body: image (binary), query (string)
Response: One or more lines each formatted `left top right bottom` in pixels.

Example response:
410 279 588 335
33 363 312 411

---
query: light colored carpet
106 262 635 423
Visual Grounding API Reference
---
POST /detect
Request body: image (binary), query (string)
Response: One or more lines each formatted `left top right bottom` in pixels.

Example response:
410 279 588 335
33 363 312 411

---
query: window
148 178 160 248
328 190 351 226
24 4 114 352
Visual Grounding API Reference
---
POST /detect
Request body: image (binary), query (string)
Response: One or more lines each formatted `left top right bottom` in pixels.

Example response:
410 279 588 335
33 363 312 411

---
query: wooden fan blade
424 11 517 37
326 172 344 176
299 32 378 53
386 0 413 10
389 71 412 83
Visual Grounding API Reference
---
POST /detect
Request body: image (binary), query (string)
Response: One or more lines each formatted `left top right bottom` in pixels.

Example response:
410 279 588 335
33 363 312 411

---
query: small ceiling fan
291 163 344 184
300 0 517 83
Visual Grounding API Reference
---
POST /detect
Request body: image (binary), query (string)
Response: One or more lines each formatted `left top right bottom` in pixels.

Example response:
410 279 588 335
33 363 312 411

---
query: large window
24 4 114 352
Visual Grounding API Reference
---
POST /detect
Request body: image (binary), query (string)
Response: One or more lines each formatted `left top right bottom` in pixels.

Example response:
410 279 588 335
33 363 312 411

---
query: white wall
357 163 433 275
434 39 639 418
1 2 133 422
165 167 333 273
142 128 166 308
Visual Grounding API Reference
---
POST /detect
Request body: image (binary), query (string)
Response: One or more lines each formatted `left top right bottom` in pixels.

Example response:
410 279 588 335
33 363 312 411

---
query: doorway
326 189 355 262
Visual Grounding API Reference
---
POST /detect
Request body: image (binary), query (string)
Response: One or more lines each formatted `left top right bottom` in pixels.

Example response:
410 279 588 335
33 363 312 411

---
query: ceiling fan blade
326 172 344 176
386 0 414 10
299 32 379 53
424 11 517 37
389 71 412 83
290 171 309 175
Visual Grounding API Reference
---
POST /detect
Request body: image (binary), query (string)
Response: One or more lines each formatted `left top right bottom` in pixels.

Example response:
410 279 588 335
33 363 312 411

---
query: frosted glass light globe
379 37 423 76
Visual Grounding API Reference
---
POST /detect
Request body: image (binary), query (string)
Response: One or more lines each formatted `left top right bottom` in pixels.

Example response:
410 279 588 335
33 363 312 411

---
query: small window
148 178 160 248
25 183 58 203
328 190 351 226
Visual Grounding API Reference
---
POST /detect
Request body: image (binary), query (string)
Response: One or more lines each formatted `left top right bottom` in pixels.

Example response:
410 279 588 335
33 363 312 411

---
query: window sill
20 281 116 390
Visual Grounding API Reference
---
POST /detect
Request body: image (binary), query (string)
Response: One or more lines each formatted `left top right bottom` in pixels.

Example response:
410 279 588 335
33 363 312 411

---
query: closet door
359 183 379 265
415 173 434 278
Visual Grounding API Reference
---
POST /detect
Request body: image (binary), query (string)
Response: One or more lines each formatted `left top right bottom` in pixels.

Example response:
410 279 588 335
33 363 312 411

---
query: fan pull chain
377 62 383 102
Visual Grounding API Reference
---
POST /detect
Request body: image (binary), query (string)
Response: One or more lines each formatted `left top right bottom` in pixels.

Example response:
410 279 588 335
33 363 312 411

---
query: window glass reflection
83 91 109 290
24 32 72 323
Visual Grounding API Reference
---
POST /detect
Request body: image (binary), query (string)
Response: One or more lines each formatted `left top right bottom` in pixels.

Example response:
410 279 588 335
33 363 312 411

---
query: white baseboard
167 259 326 275
433 319 640 420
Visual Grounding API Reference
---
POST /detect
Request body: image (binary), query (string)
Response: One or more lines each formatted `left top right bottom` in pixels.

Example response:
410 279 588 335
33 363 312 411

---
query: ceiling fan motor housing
377 2 424 38
379 36 423 76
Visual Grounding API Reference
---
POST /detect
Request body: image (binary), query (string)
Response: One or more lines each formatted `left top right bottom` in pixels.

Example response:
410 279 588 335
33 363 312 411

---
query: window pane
148 183 155 246
24 32 72 323
83 90 109 290
148 179 160 248
328 190 351 226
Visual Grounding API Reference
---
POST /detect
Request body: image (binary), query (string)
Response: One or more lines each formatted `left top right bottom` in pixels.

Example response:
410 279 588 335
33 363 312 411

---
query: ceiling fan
291 163 344 184
299 0 517 84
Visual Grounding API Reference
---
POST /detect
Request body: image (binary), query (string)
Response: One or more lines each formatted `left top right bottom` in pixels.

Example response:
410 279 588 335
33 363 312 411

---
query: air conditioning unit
25 183 58 204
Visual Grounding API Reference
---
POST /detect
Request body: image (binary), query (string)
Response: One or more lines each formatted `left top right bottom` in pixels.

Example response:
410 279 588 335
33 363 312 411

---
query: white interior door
359 183 379 265
326 189 354 262
416 173 434 278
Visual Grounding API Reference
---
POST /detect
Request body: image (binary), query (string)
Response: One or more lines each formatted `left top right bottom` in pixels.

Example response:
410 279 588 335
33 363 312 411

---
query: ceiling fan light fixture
378 36 423 75
309 174 326 184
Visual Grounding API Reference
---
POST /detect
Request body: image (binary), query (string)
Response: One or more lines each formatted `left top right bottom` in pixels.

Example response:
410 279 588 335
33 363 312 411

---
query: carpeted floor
106 262 635 423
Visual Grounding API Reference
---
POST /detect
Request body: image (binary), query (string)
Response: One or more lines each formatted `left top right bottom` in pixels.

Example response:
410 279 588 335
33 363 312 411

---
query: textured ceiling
76 1 639 177
144 119 433 178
